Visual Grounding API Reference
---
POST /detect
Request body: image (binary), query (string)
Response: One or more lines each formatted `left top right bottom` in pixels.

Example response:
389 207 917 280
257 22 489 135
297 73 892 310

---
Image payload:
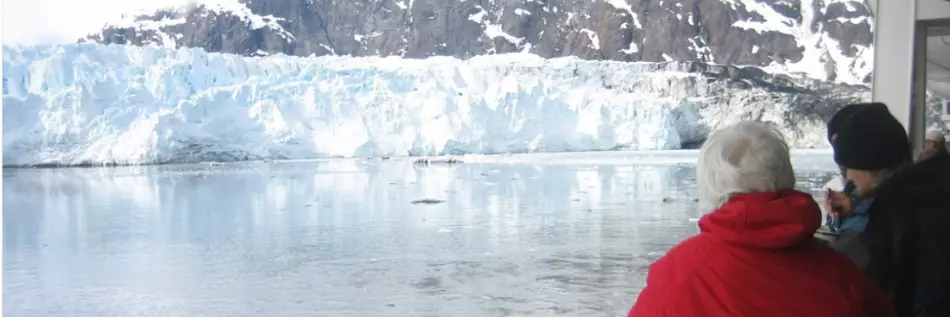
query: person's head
833 103 912 196
697 121 796 213
924 130 945 151
827 103 874 145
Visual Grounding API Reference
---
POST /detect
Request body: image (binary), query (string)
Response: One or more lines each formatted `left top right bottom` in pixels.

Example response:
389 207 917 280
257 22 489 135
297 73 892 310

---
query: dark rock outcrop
82 0 874 84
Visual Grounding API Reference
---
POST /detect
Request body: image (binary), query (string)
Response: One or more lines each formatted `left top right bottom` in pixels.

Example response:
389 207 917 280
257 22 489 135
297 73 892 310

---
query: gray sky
2 0 191 45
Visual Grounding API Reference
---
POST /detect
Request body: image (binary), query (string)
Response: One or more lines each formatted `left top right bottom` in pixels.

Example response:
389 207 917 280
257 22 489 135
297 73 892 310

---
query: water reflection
3 154 836 317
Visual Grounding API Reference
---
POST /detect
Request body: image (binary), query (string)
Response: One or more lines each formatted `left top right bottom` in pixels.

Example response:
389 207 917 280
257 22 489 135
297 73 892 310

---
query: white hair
696 121 796 213
925 129 945 144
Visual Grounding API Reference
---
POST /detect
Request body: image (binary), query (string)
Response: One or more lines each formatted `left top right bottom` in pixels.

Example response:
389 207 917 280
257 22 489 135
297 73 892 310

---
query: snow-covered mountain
2 44 868 167
82 0 874 85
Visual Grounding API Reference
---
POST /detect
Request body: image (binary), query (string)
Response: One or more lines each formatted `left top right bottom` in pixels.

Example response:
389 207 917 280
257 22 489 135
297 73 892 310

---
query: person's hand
825 189 853 217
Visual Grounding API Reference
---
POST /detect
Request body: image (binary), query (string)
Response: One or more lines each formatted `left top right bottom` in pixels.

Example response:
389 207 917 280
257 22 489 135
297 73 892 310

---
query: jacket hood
698 189 821 249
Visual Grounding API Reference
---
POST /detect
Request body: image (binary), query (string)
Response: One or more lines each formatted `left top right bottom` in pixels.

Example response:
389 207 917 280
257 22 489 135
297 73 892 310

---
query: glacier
2 43 863 167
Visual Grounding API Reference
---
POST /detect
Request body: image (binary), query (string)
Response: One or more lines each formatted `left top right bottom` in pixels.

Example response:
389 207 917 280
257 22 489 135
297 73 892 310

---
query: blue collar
839 197 874 233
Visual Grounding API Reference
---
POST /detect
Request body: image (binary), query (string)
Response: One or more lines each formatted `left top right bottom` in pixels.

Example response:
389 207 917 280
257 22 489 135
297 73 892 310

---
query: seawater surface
3 151 839 317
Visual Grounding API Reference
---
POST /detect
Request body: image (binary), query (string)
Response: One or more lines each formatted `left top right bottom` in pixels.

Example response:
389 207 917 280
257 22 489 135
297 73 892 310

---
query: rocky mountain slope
82 0 875 85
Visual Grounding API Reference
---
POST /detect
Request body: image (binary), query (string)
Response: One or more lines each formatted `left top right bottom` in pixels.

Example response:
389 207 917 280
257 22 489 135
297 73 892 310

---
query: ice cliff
2 43 866 166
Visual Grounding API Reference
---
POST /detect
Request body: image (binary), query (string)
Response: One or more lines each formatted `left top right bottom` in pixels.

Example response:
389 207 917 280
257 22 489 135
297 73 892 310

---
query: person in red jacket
627 121 895 317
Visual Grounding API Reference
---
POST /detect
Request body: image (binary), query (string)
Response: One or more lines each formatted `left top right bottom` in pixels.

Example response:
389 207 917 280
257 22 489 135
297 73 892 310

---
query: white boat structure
872 0 950 149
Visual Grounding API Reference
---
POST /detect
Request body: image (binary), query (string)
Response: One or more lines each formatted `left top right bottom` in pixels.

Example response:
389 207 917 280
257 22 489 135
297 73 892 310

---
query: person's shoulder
650 234 721 280
662 234 719 259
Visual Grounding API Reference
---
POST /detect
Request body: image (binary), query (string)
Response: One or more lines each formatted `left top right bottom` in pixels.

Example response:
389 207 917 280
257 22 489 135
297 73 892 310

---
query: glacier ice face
2 43 863 166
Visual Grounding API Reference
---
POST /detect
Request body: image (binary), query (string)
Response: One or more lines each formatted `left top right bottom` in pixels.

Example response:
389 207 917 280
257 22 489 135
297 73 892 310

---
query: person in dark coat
831 102 950 317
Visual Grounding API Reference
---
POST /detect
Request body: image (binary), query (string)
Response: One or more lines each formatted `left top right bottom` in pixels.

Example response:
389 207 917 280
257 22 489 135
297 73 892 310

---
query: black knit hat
833 103 912 171
827 103 872 144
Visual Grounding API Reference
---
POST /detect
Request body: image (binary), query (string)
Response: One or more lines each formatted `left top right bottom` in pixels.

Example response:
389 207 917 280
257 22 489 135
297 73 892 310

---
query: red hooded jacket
628 190 895 317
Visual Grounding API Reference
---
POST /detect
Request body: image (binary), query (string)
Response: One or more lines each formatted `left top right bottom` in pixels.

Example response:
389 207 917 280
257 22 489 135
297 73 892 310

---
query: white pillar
870 0 918 135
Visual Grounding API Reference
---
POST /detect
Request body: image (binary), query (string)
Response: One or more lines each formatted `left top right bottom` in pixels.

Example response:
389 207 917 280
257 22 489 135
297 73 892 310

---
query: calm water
3 151 839 317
